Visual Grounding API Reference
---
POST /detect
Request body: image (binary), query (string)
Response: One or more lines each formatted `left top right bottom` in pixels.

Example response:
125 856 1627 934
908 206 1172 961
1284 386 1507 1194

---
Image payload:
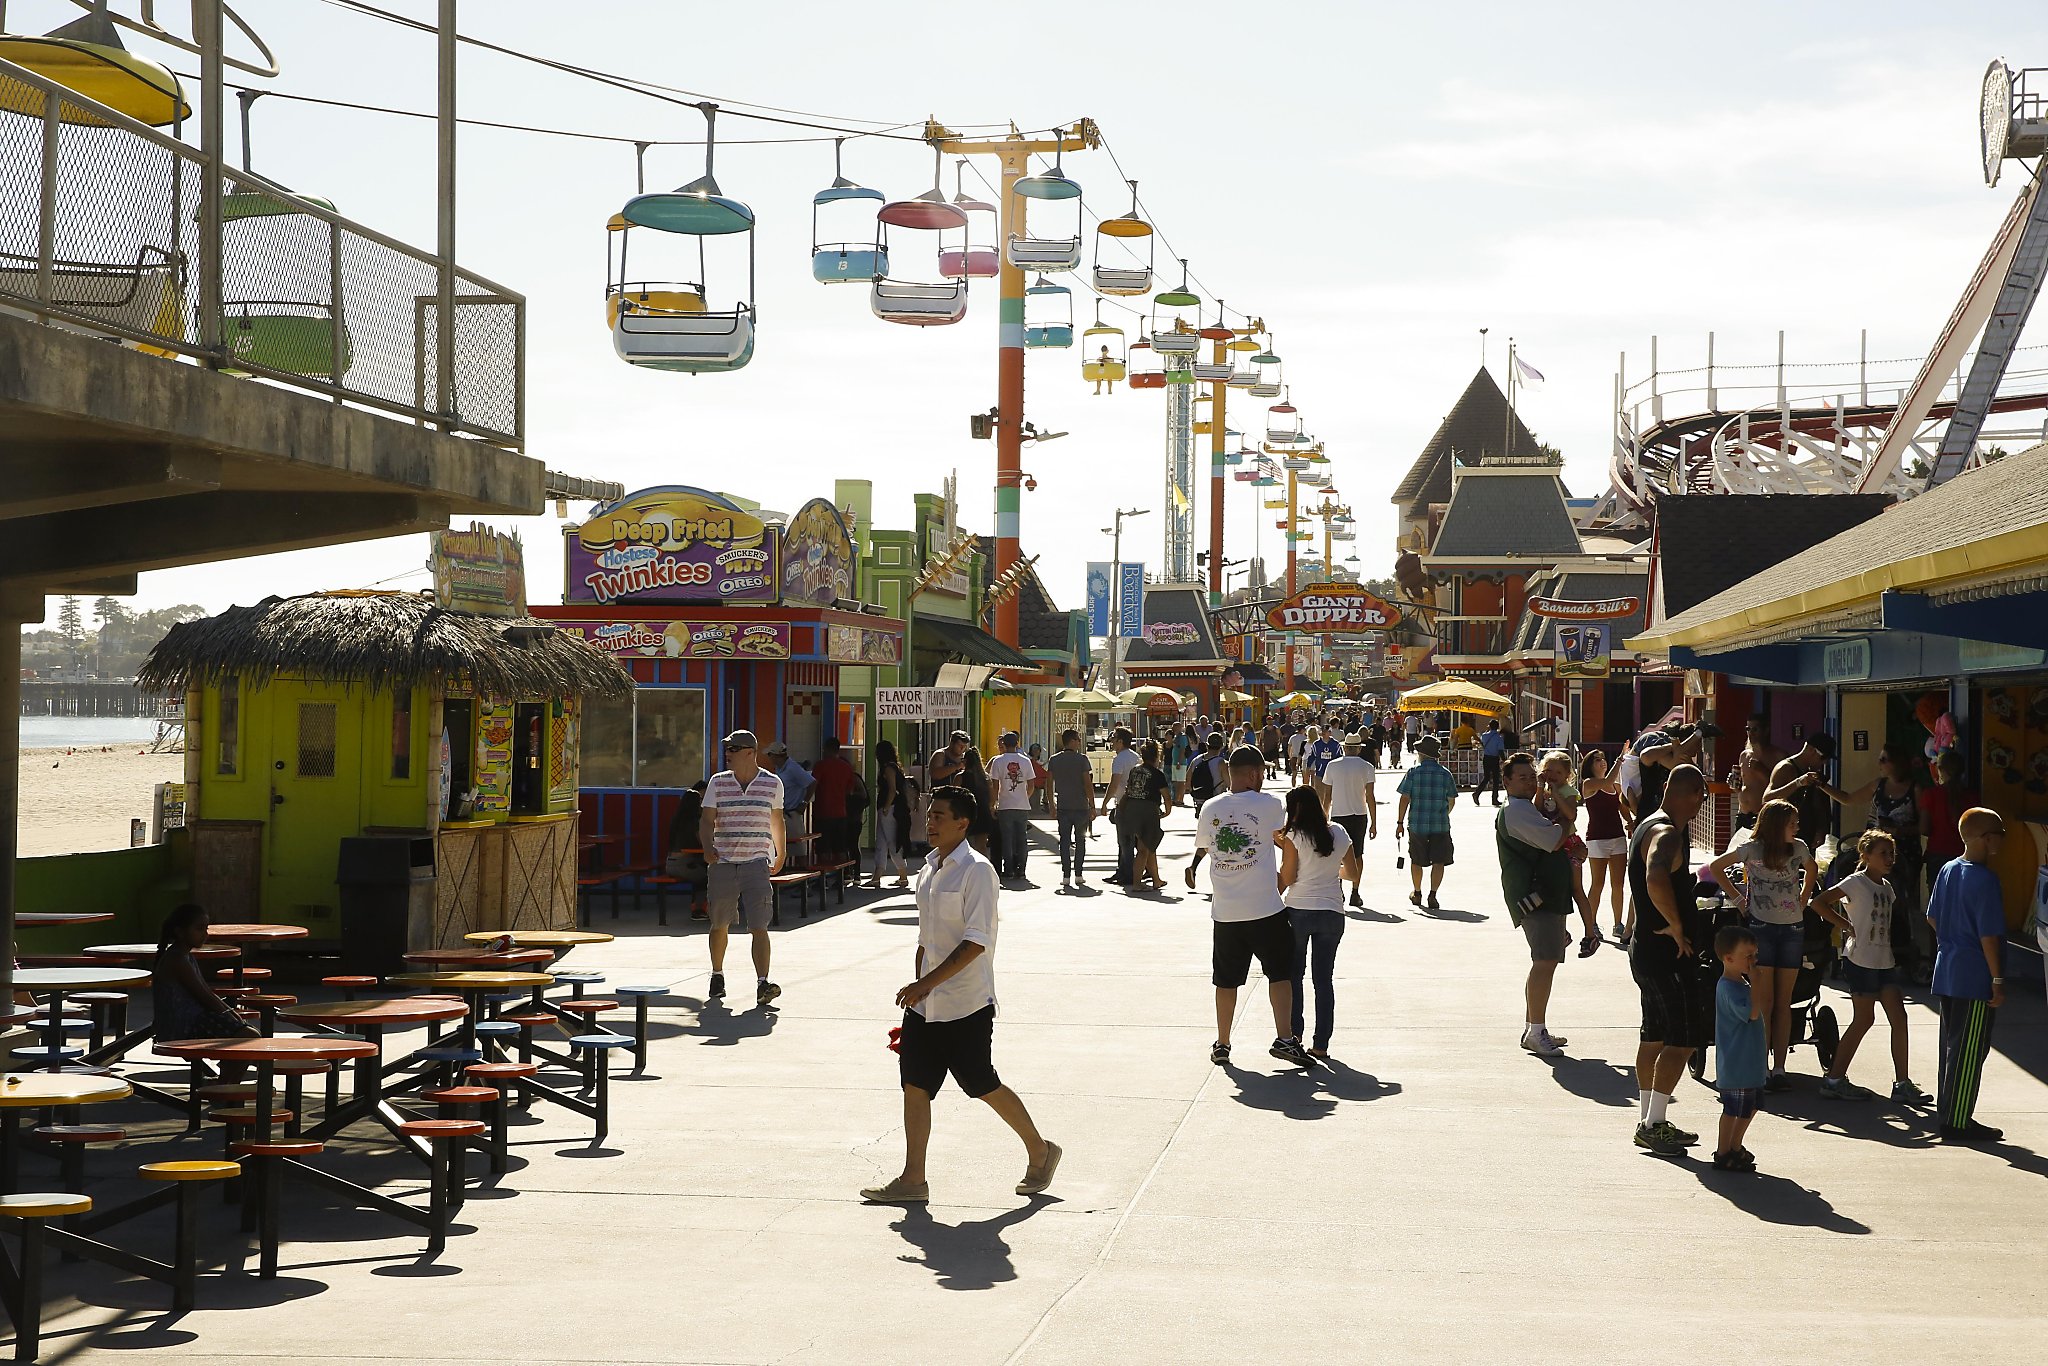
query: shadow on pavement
888 1197 1055 1291
1546 1055 1638 1107
1692 1167 1870 1233
683 998 779 1046
1766 1091 1940 1150
1223 1060 1400 1120
1417 905 1489 923
1346 908 1405 924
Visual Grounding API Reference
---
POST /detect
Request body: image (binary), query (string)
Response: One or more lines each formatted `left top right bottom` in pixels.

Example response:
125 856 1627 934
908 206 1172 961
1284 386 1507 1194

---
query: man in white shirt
1285 725 1309 784
1106 726 1140 885
1321 733 1378 908
1184 746 1319 1070
985 730 1038 882
698 730 787 1007
861 785 1060 1205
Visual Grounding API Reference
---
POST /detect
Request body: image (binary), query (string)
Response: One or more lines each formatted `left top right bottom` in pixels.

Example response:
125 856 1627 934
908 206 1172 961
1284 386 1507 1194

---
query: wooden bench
769 870 822 920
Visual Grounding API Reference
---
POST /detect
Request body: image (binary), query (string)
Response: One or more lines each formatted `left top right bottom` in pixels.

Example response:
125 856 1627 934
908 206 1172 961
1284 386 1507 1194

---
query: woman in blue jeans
1278 785 1361 1058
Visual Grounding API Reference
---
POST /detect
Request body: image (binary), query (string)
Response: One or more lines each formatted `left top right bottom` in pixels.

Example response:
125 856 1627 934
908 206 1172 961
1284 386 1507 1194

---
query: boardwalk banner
1264 583 1401 635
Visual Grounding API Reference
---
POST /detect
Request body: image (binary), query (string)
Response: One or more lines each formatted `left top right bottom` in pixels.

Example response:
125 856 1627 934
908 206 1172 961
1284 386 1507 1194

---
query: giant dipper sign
1265 583 1401 634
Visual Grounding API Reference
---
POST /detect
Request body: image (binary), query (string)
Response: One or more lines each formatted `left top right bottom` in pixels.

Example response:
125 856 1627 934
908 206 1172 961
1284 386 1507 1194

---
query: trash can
336 835 436 976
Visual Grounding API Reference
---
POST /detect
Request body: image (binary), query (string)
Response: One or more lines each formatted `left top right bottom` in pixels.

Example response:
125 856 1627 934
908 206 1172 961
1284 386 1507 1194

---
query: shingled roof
1510 570 1648 653
1430 468 1582 559
1653 493 1892 620
976 536 1077 654
1120 586 1227 663
1391 368 1546 521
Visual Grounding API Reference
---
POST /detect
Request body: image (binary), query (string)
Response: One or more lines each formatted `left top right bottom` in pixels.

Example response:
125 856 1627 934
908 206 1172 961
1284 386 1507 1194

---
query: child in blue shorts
1810 831 1931 1106
1713 925 1766 1172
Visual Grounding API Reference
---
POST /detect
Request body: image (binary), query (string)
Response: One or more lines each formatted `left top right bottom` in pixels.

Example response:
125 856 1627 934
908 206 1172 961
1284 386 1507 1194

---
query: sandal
1577 930 1603 959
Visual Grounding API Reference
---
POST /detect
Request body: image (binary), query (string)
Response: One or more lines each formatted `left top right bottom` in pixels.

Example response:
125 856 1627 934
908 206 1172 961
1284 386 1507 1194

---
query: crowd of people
672 702 2022 1202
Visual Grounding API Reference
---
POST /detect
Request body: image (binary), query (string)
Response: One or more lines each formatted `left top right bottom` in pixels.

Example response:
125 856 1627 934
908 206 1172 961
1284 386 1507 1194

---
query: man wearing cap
986 731 1037 882
929 730 971 789
1474 719 1508 807
1764 731 1838 852
1321 733 1378 908
1396 734 1458 910
762 740 814 825
699 730 787 1007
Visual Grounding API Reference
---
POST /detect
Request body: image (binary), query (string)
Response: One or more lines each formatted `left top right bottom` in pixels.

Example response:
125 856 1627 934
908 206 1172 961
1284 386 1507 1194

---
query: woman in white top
1278 785 1361 1058
1809 830 1930 1106
1705 798 1819 1087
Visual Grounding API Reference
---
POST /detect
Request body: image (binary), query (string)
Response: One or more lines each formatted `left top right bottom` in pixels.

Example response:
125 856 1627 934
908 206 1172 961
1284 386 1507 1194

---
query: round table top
157 1035 380 1063
14 967 151 992
84 943 239 963
0 1074 132 1107
278 998 469 1028
402 948 554 968
385 971 554 991
207 924 310 942
16 912 117 928
463 930 614 948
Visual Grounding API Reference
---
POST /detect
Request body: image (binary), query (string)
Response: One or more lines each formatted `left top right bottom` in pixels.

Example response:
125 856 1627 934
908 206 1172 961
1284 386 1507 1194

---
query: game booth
534 485 905 882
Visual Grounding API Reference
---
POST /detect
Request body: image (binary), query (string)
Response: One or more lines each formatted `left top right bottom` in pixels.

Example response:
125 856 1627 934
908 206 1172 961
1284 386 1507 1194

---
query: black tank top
1627 814 1700 960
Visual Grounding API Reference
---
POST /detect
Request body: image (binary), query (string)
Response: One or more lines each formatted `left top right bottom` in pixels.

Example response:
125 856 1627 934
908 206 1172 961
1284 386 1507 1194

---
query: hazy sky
18 0 2048 626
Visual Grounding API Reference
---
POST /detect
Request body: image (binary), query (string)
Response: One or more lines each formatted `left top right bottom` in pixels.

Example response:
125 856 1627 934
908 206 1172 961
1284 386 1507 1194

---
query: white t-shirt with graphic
986 752 1036 812
1194 790 1287 923
1734 838 1810 925
1837 870 1897 971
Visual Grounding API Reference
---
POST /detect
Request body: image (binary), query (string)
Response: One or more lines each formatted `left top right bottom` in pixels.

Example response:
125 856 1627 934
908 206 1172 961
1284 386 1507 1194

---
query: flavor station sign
1264 583 1401 634
567 486 779 606
573 619 791 660
1528 595 1640 620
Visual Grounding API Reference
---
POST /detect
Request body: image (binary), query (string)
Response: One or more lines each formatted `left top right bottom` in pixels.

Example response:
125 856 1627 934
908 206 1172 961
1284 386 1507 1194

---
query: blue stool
566 1035 632 1142
11 1046 83 1071
472 1020 520 1061
419 1045 483 1088
611 987 665 1073
553 971 605 1000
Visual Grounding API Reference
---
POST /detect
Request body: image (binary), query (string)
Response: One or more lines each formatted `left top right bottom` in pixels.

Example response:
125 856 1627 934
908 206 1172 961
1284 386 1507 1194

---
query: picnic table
14 966 150 1063
206 923 309 986
15 913 116 929
273 998 469 1155
385 972 555 1050
402 948 555 970
0 1072 131 1191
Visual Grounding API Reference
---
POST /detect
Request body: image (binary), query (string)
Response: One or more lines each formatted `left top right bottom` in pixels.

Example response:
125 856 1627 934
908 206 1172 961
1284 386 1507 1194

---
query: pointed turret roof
1390 368 1544 521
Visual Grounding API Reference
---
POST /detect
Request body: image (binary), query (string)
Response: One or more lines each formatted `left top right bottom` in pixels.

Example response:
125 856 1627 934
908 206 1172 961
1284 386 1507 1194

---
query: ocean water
17 716 170 750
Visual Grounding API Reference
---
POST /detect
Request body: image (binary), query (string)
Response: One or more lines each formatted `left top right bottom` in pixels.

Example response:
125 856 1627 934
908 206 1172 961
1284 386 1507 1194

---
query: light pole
1103 506 1150 695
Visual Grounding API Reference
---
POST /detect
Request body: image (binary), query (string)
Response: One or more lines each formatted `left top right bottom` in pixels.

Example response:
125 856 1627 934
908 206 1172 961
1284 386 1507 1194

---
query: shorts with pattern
1630 934 1709 1048
1720 1087 1762 1119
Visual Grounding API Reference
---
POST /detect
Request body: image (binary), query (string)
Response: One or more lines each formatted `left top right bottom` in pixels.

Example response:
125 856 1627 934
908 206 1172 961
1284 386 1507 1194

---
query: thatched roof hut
139 591 632 699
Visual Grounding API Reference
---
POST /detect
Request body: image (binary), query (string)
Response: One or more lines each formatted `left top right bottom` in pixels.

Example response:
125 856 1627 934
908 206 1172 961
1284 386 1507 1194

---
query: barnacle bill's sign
1264 583 1400 635
1528 595 1640 621
566 486 779 606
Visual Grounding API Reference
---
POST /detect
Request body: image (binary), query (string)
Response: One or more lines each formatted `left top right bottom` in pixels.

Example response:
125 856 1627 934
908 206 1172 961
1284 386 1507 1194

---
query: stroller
1686 883 1840 1083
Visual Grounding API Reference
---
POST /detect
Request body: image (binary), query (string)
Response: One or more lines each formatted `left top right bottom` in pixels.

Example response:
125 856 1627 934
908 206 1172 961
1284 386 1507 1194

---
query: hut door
266 688 362 924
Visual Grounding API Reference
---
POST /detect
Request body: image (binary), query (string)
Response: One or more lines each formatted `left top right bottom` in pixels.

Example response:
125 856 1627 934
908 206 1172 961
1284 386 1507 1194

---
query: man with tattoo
1627 764 1710 1157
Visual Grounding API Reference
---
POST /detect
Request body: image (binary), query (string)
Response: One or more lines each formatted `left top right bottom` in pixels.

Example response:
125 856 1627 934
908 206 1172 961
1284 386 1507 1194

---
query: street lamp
1102 506 1149 694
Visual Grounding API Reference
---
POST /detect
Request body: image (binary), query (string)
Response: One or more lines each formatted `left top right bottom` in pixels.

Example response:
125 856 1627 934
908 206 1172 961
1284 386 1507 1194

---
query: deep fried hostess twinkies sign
567 486 779 605
1264 583 1400 634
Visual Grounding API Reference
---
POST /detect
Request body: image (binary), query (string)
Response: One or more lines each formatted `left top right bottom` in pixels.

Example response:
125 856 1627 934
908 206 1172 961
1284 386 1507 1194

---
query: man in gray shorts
699 729 788 1007
1496 752 1572 1058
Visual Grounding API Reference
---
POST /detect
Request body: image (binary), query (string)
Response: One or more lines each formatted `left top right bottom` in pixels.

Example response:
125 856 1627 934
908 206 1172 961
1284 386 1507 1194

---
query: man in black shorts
1627 764 1710 1157
861 786 1059 1203
1186 746 1317 1069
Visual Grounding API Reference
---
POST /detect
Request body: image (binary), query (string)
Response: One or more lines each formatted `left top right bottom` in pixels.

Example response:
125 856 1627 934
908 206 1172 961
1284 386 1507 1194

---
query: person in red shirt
810 737 864 872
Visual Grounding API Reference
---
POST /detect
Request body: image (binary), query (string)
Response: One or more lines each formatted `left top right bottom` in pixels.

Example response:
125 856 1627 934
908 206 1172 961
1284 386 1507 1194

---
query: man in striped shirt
699 730 787 1007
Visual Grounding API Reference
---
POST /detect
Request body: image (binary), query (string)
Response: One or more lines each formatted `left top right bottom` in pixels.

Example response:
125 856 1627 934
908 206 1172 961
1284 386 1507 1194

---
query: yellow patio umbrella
1395 678 1513 718
1273 690 1321 707
1219 689 1257 705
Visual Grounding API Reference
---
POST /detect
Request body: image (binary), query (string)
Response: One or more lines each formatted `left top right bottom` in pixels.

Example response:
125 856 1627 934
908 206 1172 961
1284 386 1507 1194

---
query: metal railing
0 55 523 448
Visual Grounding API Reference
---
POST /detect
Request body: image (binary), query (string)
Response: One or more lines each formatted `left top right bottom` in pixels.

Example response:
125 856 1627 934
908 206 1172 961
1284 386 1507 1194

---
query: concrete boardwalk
44 793 2048 1363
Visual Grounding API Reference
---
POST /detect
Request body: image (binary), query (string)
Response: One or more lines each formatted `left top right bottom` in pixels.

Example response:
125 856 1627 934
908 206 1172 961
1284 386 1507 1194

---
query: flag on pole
1514 354 1545 386
1171 483 1191 513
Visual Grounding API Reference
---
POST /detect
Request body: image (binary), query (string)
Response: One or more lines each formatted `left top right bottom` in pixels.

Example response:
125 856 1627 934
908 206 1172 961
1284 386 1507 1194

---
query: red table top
157 1035 379 1063
207 924 311 941
85 943 239 963
277 999 470 1027
401 948 554 968
16 912 117 928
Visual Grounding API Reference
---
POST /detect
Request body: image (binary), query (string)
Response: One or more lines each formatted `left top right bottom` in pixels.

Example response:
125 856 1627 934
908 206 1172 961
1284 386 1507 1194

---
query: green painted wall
16 843 186 952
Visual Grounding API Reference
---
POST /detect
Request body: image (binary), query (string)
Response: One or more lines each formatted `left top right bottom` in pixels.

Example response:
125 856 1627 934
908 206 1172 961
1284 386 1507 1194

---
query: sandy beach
15 746 186 858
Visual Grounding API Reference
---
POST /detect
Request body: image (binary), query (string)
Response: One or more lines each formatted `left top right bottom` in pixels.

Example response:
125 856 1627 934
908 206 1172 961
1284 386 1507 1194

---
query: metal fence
0 56 523 447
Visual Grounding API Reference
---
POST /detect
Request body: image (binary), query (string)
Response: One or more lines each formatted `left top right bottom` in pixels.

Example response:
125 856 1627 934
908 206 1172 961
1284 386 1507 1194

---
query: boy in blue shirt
1926 807 2009 1143
1712 926 1767 1172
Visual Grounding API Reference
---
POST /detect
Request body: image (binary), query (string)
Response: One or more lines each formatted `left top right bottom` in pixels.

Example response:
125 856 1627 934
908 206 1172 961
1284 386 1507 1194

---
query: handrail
0 53 523 448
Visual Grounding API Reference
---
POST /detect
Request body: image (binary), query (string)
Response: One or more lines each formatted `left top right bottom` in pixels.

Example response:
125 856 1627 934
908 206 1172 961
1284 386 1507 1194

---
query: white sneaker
1520 1027 1562 1057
